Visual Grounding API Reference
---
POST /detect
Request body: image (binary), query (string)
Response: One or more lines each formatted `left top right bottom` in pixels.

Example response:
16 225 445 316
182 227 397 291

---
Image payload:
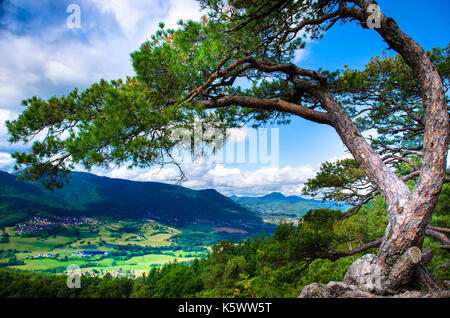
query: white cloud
280 184 306 197
92 0 143 32
207 164 240 177
326 153 353 163
0 34 130 111
44 60 88 84
0 35 45 109
294 46 309 64
89 159 317 197
91 0 202 36
0 0 206 159
101 165 180 182
0 0 204 113
0 109 12 127
92 0 165 34
163 0 203 28
0 152 14 171
0 109 17 151
226 127 248 144
362 128 379 140
86 143 364 197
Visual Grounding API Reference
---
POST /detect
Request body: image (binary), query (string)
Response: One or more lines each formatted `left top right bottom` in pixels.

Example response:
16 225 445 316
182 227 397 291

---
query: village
67 268 136 278
15 216 103 234
72 250 109 257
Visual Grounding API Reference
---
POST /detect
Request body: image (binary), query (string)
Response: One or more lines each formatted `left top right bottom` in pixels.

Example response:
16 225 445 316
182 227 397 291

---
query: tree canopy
303 45 449 212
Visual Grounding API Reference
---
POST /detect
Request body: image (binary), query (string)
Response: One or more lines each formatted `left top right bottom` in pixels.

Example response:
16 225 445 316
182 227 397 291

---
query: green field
8 253 197 277
0 219 207 277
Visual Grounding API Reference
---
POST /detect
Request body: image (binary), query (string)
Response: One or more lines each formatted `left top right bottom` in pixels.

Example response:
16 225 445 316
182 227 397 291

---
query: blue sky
0 0 448 196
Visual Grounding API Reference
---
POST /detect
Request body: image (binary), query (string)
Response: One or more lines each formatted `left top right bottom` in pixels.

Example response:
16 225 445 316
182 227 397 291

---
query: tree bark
338 0 449 293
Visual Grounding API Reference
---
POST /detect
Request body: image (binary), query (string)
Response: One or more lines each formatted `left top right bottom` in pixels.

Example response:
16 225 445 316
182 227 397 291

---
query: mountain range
230 192 350 220
0 170 349 233
0 170 263 233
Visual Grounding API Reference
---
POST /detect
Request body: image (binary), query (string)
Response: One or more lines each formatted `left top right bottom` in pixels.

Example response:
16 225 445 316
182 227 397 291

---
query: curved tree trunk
336 0 449 294
374 203 433 292
318 90 431 293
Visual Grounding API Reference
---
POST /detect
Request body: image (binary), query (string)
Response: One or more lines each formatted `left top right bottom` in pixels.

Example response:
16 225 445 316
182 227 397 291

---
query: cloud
90 159 317 197
92 165 180 183
44 60 88 84
0 152 14 172
91 0 203 32
226 127 249 144
362 128 379 140
294 46 309 64
85 139 355 197
326 153 353 163
0 109 12 128
0 0 203 111
0 109 16 152
0 0 204 156
163 0 204 28
91 0 165 34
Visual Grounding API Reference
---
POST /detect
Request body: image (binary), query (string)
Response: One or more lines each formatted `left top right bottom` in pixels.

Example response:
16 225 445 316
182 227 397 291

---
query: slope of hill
0 170 264 233
231 192 350 221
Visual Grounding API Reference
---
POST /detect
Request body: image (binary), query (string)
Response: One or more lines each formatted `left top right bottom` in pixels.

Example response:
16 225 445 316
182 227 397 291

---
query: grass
0 235 75 252
10 254 187 271
1 220 180 251
1 219 206 277
9 253 200 279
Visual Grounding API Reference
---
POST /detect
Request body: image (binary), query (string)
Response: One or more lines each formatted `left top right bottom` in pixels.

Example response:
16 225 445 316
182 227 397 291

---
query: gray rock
343 254 384 293
325 281 358 295
298 282 450 298
394 291 425 298
298 281 358 298
341 290 377 298
297 283 332 298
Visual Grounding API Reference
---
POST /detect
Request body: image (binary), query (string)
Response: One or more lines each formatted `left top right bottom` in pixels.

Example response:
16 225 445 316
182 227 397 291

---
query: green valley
1 170 279 276
0 217 206 277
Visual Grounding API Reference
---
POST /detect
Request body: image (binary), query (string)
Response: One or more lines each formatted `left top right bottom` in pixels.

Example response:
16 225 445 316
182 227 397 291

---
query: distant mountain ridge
230 192 350 218
0 170 264 233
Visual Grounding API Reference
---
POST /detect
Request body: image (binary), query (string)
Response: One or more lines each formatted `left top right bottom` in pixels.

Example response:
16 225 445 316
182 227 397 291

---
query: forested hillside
0 171 263 232
231 192 350 223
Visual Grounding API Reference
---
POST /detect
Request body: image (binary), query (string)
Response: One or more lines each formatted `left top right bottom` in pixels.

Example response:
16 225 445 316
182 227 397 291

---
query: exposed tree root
299 250 449 298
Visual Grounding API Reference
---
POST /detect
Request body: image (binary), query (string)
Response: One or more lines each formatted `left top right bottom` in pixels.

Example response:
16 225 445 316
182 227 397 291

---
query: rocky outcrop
298 281 450 298
343 247 423 293
297 281 373 298
342 253 383 293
